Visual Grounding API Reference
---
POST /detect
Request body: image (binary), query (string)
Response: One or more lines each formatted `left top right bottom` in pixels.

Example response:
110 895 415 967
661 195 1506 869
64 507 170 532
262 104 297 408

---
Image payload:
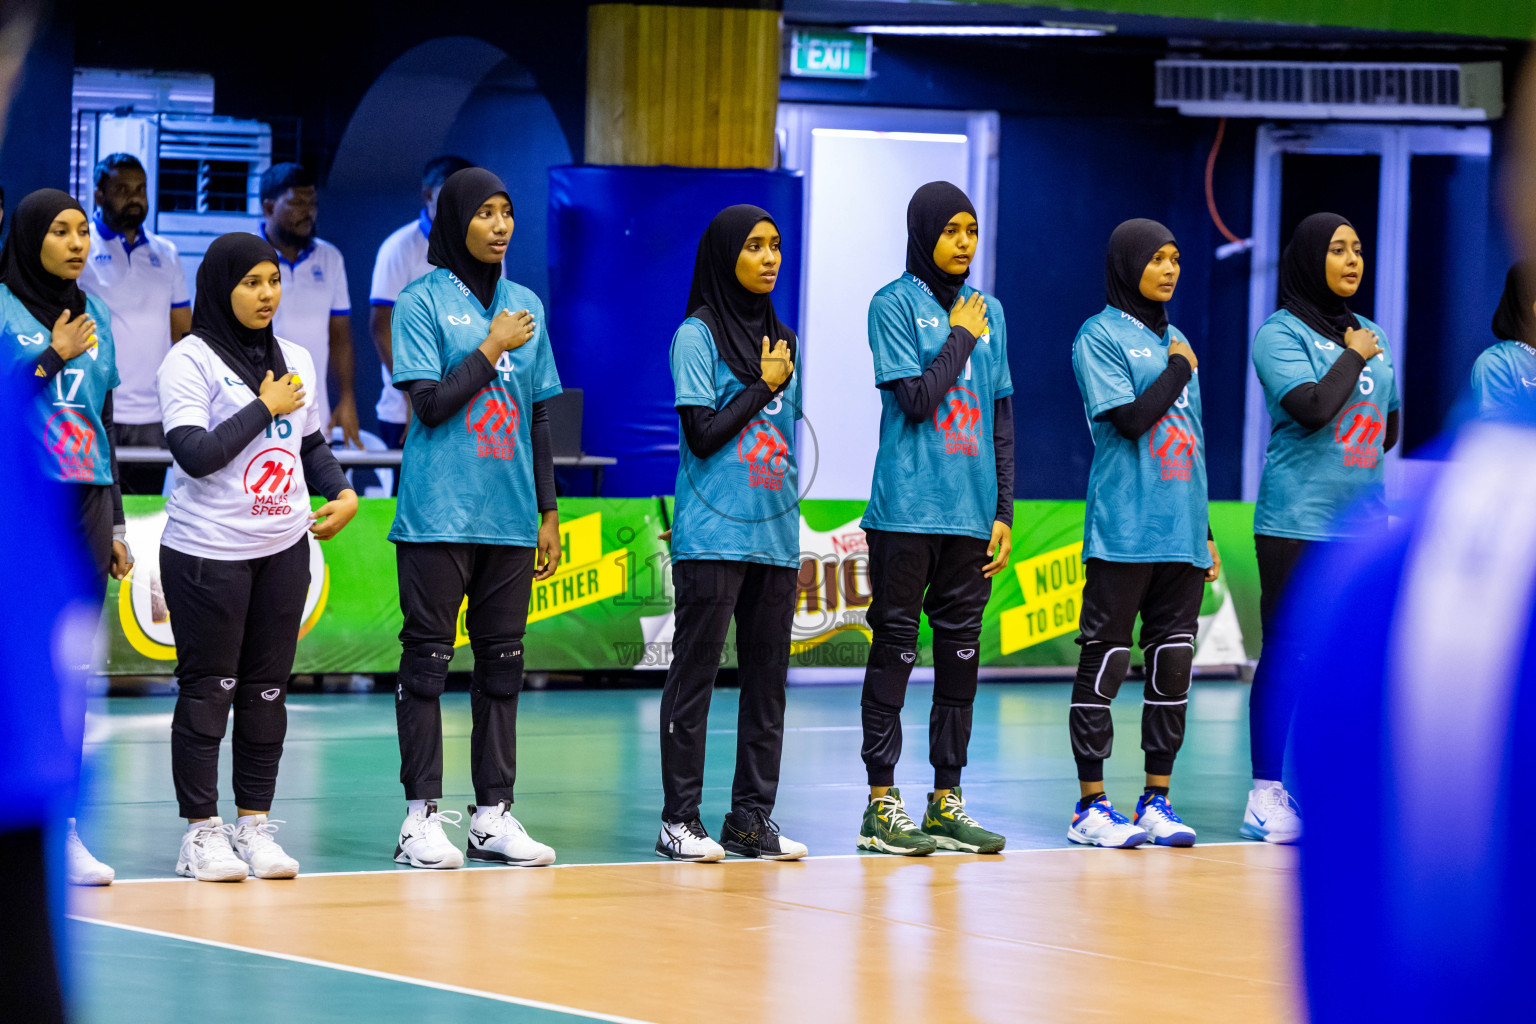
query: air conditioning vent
1155 60 1502 121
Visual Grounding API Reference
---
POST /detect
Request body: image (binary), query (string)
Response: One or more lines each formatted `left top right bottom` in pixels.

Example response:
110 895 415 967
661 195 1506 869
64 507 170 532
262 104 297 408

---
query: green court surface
68 681 1263 1022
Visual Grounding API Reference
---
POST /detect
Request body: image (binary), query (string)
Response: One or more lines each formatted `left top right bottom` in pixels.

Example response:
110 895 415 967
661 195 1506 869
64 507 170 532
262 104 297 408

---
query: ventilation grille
1155 60 1502 121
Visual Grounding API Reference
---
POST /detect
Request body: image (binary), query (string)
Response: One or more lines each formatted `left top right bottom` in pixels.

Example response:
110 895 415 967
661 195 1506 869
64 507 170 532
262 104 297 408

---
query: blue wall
0 16 73 238
549 165 804 497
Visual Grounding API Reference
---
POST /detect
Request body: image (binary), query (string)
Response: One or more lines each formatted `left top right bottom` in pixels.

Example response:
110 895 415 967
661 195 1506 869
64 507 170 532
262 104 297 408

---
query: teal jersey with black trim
0 286 119 486
1253 309 1398 541
669 317 801 568
1072 306 1210 567
389 269 562 546
862 273 1013 540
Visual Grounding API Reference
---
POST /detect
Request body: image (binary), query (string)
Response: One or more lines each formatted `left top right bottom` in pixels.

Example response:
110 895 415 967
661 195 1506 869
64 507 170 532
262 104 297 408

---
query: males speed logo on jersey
738 419 789 490
1149 412 1198 481
44 410 99 481
466 386 519 460
936 385 982 456
1336 401 1385 468
243 447 299 516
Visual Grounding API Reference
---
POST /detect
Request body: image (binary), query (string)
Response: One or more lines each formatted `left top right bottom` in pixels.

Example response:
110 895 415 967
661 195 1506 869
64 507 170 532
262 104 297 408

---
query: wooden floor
71 844 1300 1024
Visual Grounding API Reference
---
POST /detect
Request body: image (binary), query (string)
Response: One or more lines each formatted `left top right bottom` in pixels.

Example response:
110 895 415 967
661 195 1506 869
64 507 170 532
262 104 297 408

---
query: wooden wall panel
586 4 781 169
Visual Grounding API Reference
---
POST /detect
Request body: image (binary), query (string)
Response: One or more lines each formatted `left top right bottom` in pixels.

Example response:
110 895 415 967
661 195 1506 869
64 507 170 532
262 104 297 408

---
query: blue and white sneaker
1068 797 1149 848
1240 782 1303 844
1134 792 1197 847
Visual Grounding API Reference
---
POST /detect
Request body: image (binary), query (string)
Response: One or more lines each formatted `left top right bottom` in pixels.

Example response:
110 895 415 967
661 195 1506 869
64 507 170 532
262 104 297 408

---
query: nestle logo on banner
831 529 867 556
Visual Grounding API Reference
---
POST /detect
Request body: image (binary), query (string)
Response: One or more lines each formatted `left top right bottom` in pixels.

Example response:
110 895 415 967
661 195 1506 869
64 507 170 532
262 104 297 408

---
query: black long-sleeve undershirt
531 401 556 513
401 354 556 512
1384 409 1399 452
299 431 351 501
993 396 1015 525
101 391 124 527
1102 355 1192 441
880 326 978 421
166 399 273 479
678 378 774 460
1280 349 1366 431
35 346 66 383
401 349 497 428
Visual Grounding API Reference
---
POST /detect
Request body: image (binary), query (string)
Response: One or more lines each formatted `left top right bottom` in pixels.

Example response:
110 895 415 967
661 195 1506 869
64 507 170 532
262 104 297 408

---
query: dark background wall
24 3 1519 497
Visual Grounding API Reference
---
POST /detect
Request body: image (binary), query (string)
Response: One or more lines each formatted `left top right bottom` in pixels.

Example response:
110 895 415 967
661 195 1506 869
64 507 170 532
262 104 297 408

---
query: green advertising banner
104 496 1261 674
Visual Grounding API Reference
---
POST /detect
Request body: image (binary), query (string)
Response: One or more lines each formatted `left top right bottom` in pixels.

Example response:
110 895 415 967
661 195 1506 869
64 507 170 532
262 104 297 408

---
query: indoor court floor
66 682 1301 1023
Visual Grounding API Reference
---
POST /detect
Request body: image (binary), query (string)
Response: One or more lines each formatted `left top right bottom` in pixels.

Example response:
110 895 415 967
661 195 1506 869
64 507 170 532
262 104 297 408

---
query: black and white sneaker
721 809 808 861
655 817 725 861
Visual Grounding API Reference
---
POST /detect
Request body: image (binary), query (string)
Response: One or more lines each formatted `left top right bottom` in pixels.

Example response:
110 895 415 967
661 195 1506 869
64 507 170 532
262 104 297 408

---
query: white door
1242 123 1491 500
777 104 1000 501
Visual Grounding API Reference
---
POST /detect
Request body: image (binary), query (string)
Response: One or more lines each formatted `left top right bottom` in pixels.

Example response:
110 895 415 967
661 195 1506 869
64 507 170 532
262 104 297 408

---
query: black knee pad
172 675 237 740
234 680 288 745
1147 635 1194 702
931 632 980 708
860 640 917 712
1071 642 1130 707
471 641 524 699
398 643 454 700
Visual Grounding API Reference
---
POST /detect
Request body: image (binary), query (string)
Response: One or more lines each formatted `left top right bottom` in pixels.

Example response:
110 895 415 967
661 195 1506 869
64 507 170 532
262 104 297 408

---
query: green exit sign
788 29 873 80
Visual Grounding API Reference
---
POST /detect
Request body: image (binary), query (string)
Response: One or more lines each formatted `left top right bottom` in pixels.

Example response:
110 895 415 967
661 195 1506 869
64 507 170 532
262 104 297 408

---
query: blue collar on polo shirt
93 211 150 255
417 207 432 239
259 221 318 268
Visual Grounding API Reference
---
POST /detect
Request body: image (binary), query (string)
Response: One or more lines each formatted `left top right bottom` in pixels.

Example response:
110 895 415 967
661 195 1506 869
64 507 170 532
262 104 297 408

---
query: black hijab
427 166 509 309
686 204 797 392
1492 261 1536 345
0 188 89 328
905 181 976 312
1104 218 1176 338
191 232 287 393
1279 212 1360 343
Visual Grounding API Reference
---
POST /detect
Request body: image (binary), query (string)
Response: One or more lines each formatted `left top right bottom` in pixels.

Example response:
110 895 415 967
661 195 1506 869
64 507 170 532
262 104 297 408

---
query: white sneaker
1068 798 1149 848
176 818 250 882
232 815 300 879
655 817 725 862
1241 782 1303 844
394 801 465 869
1134 792 1197 847
466 801 556 866
65 818 114 886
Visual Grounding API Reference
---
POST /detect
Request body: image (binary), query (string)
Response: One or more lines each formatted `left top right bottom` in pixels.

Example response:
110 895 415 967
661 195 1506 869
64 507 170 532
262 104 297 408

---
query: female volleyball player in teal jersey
1068 218 1216 849
655 205 807 862
1245 212 1398 844
387 168 563 869
856 181 1013 856
1473 262 1536 419
0 188 129 886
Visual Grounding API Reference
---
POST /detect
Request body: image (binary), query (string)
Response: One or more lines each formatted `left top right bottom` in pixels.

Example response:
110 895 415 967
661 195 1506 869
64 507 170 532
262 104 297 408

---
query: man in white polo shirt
369 154 471 451
259 163 360 446
78 153 191 493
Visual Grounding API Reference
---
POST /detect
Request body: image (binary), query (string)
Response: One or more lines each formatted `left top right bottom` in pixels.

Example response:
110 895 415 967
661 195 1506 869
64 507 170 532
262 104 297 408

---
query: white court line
69 916 659 1024
100 841 1261 884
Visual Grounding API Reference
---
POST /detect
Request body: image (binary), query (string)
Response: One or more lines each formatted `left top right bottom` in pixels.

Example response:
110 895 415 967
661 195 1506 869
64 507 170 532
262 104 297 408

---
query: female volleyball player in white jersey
156 232 356 881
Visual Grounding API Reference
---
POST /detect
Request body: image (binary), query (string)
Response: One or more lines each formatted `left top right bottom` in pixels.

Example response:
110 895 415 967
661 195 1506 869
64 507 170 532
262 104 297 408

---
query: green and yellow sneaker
923 787 1006 854
858 788 937 856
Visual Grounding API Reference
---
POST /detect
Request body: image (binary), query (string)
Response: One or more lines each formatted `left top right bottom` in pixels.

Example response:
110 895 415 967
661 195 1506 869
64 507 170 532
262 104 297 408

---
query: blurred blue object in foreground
1290 419 1536 1021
